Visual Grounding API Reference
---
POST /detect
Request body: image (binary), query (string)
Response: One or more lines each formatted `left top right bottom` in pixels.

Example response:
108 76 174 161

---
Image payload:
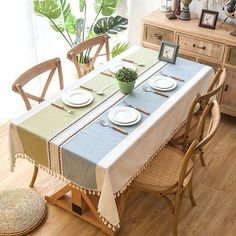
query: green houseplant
115 67 138 94
33 0 129 63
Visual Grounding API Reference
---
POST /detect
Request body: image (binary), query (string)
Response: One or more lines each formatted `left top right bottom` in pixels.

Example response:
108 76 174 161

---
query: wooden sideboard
141 9 236 117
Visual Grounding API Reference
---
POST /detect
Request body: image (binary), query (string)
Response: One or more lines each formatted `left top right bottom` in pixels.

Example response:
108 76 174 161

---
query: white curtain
0 0 37 124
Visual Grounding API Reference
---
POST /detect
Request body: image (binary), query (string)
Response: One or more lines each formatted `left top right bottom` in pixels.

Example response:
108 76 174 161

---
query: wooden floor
1 114 236 236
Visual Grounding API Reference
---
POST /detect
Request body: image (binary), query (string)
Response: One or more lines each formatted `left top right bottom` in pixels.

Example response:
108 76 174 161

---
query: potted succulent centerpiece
115 67 138 94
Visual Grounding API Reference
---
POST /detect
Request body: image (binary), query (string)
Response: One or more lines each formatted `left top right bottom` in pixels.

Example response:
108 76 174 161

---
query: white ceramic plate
148 76 177 91
108 106 141 126
109 61 136 74
62 90 93 107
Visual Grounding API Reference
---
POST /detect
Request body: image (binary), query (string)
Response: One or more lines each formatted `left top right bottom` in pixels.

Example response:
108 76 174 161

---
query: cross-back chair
12 57 64 187
126 99 220 236
169 67 226 166
67 34 110 78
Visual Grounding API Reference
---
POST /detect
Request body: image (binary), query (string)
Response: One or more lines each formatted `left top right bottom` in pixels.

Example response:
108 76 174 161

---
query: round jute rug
0 188 47 236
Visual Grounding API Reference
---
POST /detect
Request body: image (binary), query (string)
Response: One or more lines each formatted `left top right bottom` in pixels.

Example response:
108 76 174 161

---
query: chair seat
132 145 194 192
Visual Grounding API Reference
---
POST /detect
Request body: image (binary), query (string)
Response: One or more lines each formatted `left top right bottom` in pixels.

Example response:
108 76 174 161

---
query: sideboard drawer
177 34 224 61
226 46 236 66
143 24 174 46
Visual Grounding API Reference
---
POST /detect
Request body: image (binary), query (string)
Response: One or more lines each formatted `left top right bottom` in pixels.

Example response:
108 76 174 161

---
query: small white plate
109 61 136 74
64 90 91 105
62 90 93 107
148 76 177 91
108 106 141 126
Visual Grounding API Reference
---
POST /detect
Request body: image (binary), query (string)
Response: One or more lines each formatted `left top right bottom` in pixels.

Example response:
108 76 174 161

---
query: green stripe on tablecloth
16 48 158 167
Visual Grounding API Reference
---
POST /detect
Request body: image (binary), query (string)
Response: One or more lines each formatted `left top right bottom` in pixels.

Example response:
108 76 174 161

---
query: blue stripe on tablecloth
61 57 205 189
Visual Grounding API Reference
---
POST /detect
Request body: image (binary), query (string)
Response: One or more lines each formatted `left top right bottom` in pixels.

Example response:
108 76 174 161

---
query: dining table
9 46 214 235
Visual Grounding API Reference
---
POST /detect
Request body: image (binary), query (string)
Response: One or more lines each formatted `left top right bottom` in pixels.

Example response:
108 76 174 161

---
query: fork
143 86 169 98
51 103 76 115
99 119 128 135
159 71 185 82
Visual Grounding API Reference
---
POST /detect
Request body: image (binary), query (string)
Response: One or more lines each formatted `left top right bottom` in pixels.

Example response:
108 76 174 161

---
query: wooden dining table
9 46 214 235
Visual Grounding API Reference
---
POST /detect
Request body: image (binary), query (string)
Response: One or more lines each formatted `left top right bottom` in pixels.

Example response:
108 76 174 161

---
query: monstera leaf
66 14 77 34
94 16 128 34
111 42 129 58
79 0 86 12
34 0 61 19
75 18 85 44
94 0 118 16
51 0 75 33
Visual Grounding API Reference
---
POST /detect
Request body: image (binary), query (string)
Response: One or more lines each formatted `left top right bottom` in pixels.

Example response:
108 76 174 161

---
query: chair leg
29 165 38 188
188 177 196 207
199 148 206 167
172 193 183 236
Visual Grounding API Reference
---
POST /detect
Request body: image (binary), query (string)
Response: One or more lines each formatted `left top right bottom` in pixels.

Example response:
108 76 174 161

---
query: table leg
45 184 117 236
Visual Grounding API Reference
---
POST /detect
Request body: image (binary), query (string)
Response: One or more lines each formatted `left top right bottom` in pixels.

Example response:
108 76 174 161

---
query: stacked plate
108 106 141 126
109 61 136 73
148 75 177 91
61 90 93 107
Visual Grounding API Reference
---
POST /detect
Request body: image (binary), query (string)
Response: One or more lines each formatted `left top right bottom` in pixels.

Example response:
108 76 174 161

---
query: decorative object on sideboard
158 41 179 64
199 9 219 29
222 0 236 36
160 0 172 12
175 0 181 15
166 0 179 19
179 0 193 20
203 0 219 9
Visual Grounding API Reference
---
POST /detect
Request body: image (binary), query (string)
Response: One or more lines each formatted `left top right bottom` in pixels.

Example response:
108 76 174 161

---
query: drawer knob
154 33 163 40
193 44 206 50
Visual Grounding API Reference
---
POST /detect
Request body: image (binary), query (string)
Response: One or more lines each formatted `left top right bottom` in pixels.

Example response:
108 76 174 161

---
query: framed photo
199 9 219 29
158 41 179 64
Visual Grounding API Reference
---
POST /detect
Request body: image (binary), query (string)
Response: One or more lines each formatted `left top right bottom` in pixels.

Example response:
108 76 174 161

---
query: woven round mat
0 188 47 236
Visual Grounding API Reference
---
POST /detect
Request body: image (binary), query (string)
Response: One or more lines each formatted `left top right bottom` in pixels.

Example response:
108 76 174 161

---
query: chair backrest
195 99 221 150
12 57 64 110
177 99 220 194
67 34 110 79
181 67 226 150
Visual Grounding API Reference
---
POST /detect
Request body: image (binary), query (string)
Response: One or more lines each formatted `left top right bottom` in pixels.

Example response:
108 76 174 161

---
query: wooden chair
67 34 110 78
12 57 64 187
169 67 226 166
127 99 220 236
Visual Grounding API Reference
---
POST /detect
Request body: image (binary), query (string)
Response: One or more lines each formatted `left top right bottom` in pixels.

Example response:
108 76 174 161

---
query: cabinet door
220 68 236 116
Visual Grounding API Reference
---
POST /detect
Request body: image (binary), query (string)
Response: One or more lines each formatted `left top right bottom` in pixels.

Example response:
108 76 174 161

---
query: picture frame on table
199 9 219 29
158 41 179 64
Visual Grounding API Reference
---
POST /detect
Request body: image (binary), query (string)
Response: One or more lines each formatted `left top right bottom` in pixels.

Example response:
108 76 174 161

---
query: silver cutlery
51 103 76 115
99 119 128 135
159 71 185 82
122 58 145 67
80 85 104 95
143 86 169 98
123 101 150 115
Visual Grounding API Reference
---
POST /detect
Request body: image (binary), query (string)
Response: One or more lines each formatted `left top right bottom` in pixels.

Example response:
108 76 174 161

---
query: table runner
9 46 214 229
10 47 159 170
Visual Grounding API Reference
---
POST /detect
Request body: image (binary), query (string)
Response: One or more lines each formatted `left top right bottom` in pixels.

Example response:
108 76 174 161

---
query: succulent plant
115 67 138 82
